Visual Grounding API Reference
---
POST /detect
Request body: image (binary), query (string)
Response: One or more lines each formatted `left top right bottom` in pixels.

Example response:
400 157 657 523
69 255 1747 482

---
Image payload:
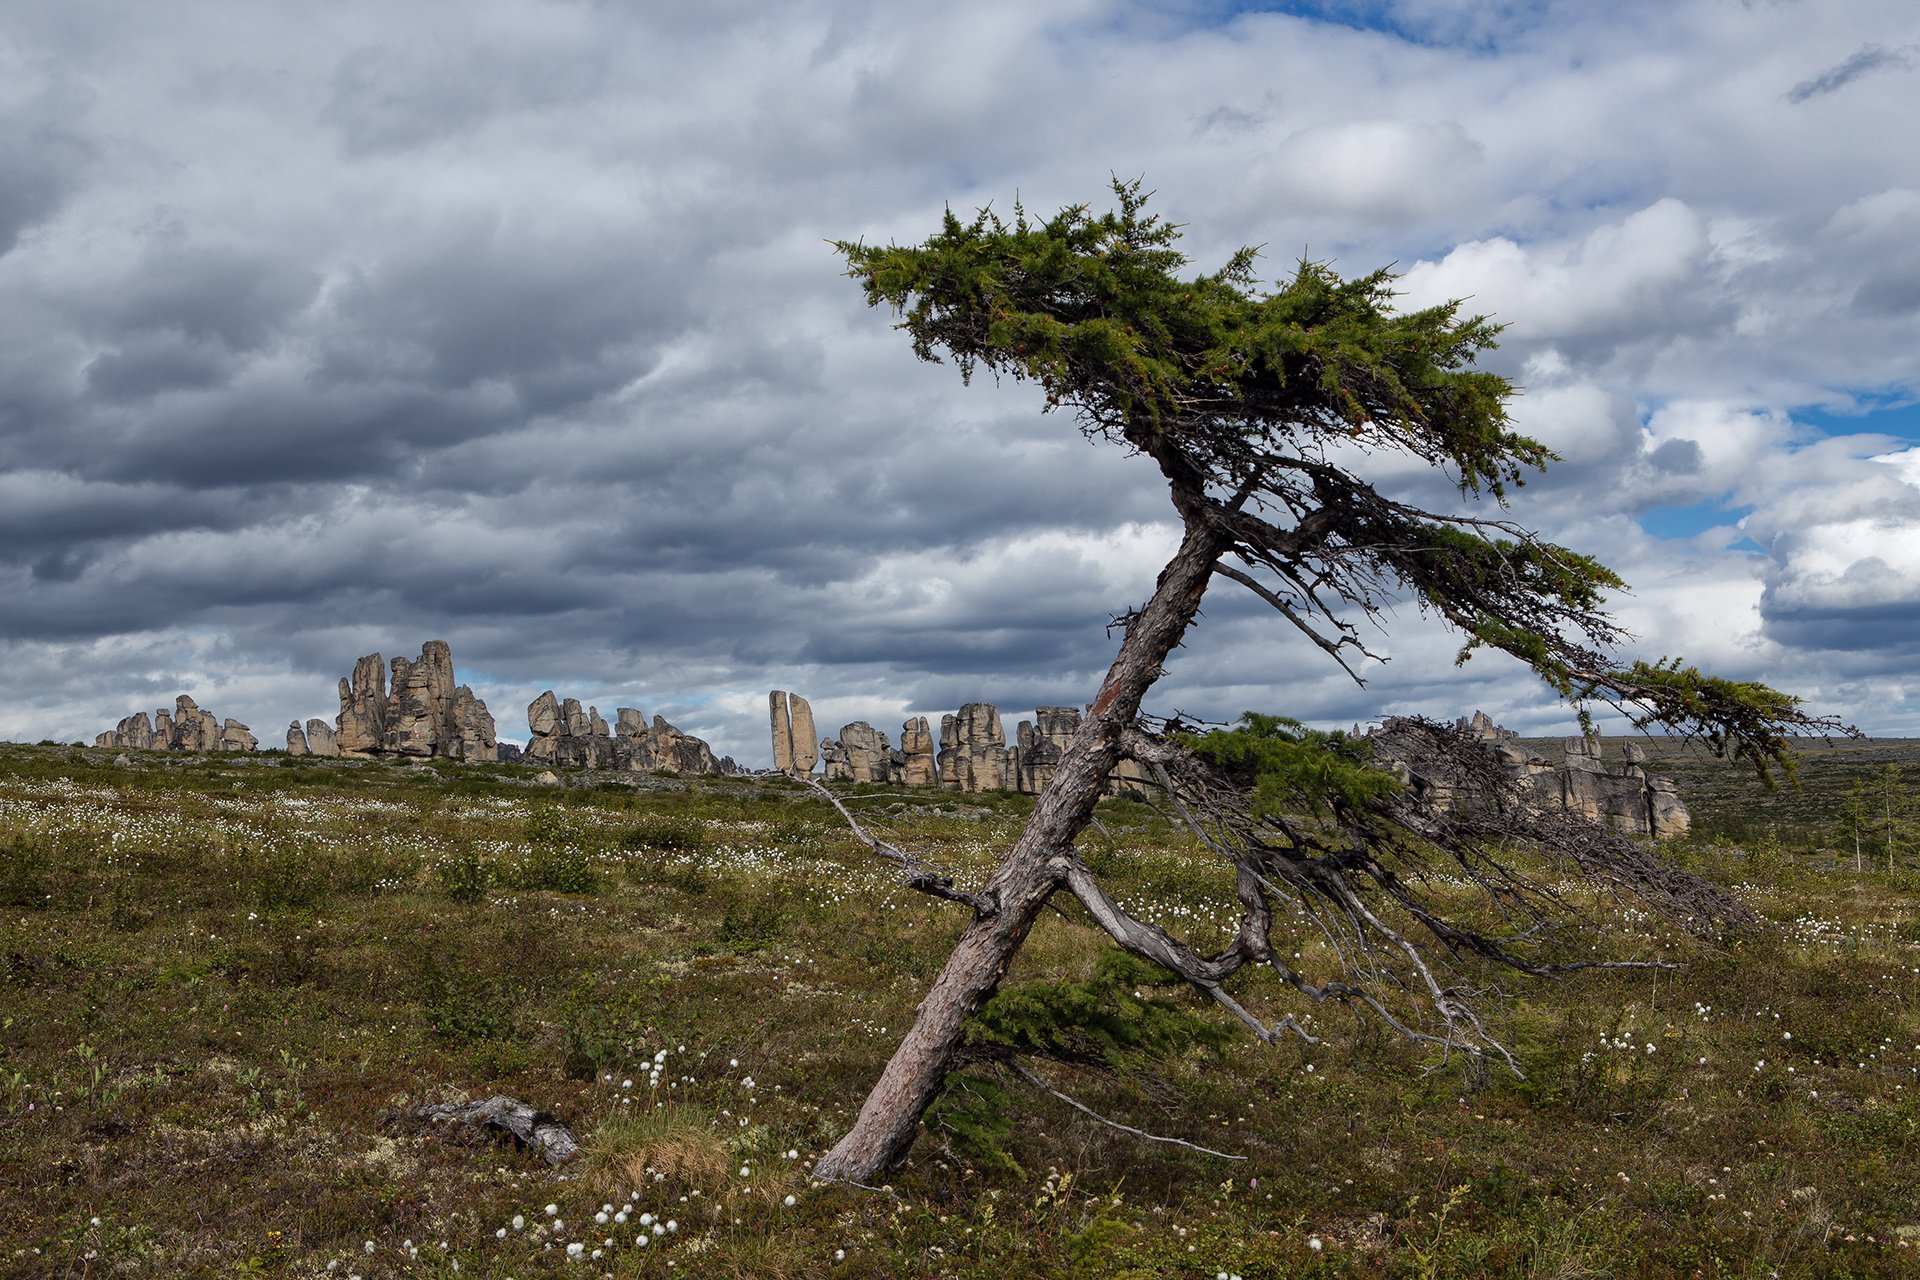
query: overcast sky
4 0 1919 765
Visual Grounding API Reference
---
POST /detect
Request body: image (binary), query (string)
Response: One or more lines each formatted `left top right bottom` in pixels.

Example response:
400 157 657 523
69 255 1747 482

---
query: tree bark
813 511 1230 1184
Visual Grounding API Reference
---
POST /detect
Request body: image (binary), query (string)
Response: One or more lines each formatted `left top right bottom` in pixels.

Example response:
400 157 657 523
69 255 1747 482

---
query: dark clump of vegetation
3 740 1920 1276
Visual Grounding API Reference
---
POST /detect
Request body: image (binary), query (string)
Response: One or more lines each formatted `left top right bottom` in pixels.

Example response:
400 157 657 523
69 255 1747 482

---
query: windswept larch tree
810 182 1839 1185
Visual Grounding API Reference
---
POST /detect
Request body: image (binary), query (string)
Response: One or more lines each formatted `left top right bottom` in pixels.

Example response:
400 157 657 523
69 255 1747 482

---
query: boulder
218 719 258 753
286 721 309 756
305 718 339 757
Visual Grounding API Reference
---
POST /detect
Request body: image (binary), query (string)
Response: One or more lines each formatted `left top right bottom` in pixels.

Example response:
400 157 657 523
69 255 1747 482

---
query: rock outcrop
524 692 739 777
287 717 341 757
769 691 818 776
938 703 1010 792
900 716 936 787
822 721 899 783
1373 712 1690 840
95 695 257 753
330 641 496 762
803 697 1148 796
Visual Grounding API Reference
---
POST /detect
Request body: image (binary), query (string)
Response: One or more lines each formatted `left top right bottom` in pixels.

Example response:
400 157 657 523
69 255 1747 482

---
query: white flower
496 1228 507 1239
639 1213 654 1226
594 1212 608 1225
784 1195 797 1207
622 1079 633 1089
566 1241 585 1257
666 1219 678 1233
545 1204 559 1216
364 1242 375 1256
835 1249 846 1261
635 1234 650 1247
1309 1237 1324 1251
740 1166 751 1178
730 1058 739 1067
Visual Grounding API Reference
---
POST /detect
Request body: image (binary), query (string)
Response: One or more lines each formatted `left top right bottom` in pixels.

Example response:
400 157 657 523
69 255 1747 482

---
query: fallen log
414 1095 579 1166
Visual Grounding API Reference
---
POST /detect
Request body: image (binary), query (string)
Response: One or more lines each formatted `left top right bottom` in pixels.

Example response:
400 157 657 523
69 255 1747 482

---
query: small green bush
436 845 490 903
0 835 48 909
248 838 332 914
619 817 705 852
515 842 596 895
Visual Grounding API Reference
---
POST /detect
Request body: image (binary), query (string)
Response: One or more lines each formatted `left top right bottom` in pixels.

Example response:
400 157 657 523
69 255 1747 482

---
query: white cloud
5 0 1920 762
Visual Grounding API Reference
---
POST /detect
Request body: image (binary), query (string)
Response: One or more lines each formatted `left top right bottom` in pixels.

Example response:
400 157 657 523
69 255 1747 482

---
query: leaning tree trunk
812 512 1231 1184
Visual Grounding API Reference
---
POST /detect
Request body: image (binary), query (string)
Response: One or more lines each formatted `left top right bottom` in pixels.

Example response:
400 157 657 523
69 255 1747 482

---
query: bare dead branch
801 776 996 914
1003 1061 1247 1160
414 1095 578 1165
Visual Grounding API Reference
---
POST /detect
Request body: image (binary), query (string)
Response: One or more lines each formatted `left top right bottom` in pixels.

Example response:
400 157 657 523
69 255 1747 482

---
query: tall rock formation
938 703 1010 793
335 655 389 757
330 641 496 762
900 717 936 787
1013 707 1081 794
286 722 308 755
769 691 818 776
94 695 256 753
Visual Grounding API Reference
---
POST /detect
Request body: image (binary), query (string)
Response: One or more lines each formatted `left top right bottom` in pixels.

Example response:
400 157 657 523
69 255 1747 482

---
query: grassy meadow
5 738 1920 1277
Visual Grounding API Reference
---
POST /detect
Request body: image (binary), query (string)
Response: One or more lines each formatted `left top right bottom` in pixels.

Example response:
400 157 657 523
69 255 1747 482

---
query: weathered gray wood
811 515 1231 1183
414 1095 579 1165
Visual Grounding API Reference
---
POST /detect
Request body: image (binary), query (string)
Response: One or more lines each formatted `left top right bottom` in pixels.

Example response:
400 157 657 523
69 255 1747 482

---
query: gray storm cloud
4 0 1920 759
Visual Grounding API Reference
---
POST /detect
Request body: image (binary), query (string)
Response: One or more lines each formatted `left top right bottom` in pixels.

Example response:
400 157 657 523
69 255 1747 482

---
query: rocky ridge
1372 712 1690 840
95 695 258 753
525 692 739 777
801 699 1149 796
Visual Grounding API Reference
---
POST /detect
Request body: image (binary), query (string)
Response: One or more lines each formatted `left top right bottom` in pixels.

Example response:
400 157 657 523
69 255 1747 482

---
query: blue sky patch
1794 397 1920 448
1638 498 1759 545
